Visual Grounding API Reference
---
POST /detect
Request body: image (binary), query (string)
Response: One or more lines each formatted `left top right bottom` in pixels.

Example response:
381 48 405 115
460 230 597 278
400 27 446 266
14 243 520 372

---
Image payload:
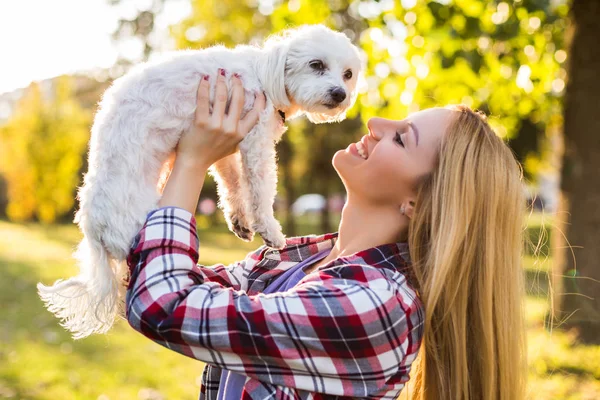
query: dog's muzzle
328 87 347 104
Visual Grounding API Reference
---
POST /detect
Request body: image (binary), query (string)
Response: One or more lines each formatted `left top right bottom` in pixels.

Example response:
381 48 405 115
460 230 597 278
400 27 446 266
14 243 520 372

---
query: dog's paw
259 231 286 250
231 217 254 242
252 216 286 249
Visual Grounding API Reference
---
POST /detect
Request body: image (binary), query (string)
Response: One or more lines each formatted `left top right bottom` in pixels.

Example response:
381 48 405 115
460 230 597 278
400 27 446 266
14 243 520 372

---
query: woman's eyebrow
409 121 420 146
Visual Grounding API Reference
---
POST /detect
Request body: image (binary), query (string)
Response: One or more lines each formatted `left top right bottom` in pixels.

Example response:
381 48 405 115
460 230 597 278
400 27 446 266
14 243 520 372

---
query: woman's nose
367 117 387 141
367 117 407 140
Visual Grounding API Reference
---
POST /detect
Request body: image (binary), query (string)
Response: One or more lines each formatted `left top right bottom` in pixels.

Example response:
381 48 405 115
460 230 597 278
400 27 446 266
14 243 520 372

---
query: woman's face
333 107 453 209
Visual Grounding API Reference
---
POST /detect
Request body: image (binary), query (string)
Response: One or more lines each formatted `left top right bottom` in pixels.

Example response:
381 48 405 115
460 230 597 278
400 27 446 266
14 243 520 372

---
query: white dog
37 24 362 339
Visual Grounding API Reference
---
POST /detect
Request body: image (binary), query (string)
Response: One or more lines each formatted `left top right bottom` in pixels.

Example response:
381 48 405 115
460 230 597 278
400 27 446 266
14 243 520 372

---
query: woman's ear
402 200 416 219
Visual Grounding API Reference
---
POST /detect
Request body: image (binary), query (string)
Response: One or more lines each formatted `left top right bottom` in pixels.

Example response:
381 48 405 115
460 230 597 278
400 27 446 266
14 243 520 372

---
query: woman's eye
310 60 325 70
395 132 405 147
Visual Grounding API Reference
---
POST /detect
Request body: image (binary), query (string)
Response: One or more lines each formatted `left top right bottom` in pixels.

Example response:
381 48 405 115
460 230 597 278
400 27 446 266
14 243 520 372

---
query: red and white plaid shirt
125 207 424 399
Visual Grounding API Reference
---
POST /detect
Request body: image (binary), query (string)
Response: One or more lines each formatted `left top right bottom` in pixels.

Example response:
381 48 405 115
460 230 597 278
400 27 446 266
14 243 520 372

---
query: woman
125 70 526 399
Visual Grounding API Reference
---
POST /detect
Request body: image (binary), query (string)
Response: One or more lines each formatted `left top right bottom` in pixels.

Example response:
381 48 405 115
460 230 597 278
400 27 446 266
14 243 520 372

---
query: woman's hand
176 70 267 170
158 71 266 214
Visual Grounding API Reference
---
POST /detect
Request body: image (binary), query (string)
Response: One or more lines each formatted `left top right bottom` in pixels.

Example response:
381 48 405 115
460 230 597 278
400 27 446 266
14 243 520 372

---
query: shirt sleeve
125 207 423 397
127 207 263 292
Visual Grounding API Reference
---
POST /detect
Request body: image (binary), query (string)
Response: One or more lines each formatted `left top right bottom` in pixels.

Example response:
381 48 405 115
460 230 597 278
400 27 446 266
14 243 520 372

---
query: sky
0 0 191 95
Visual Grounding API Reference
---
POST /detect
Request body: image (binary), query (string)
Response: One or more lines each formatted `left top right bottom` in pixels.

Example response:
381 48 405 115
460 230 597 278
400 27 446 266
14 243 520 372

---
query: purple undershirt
214 248 332 400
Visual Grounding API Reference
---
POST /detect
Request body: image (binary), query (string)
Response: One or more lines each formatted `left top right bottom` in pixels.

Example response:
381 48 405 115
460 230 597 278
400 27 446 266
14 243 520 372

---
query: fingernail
219 68 226 76
203 75 209 81
233 73 241 78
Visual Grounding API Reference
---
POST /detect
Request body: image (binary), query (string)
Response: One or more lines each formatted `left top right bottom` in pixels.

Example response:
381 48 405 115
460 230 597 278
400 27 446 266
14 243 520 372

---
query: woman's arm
136 71 266 291
157 155 207 214
126 207 423 397
125 207 265 292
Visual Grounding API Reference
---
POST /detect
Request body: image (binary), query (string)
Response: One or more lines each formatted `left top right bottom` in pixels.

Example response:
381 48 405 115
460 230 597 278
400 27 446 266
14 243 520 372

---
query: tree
108 0 568 230
552 0 600 344
0 77 90 223
107 0 162 65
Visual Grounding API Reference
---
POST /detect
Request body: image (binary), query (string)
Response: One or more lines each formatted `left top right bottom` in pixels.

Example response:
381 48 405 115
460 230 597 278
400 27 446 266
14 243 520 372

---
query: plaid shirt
125 207 424 399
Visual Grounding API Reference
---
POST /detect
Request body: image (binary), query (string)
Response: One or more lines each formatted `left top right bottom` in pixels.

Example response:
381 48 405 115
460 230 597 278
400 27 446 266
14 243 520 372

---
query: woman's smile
346 142 364 159
346 136 370 160
356 139 369 159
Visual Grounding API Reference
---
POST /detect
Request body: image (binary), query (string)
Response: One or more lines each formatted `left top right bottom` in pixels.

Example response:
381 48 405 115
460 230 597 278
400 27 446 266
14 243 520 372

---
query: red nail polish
203 75 209 81
234 73 241 78
219 68 225 76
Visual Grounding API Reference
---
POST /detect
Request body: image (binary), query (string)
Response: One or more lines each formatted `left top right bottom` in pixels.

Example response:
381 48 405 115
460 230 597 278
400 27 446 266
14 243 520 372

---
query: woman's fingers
195 69 264 143
194 75 210 125
227 74 245 118
211 68 228 125
238 91 266 135
223 74 244 135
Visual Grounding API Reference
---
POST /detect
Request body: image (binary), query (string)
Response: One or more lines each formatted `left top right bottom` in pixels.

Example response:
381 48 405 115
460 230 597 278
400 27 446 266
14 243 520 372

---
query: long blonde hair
406 105 527 400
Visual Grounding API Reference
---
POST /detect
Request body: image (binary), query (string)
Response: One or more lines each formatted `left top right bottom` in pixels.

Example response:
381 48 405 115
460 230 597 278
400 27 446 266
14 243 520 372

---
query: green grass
523 214 600 400
1 215 599 399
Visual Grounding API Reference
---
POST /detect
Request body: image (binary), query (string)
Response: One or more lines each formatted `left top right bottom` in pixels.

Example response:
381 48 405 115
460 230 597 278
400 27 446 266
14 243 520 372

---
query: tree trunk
0 174 7 218
553 0 600 343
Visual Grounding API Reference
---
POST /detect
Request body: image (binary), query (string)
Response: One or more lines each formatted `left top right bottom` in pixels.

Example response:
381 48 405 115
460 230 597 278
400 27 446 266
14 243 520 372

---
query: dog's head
261 25 363 124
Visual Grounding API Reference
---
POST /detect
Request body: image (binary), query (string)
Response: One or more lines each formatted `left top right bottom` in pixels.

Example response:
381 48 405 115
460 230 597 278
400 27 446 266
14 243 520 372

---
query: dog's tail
37 236 126 339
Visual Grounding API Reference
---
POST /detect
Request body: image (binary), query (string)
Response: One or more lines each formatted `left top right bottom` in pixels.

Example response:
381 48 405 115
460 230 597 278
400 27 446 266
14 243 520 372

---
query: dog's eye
309 60 325 71
344 70 353 80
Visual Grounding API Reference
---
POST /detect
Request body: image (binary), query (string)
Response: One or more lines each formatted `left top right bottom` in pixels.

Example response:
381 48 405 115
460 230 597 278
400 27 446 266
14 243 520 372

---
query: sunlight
0 0 191 95
0 0 117 94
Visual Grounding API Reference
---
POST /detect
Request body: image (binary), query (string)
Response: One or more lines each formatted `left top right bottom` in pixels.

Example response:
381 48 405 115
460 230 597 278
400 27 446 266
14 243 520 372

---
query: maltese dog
38 24 362 338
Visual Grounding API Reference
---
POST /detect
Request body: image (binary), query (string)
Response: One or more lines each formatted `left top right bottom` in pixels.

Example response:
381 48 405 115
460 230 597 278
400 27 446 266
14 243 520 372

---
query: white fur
37 24 362 339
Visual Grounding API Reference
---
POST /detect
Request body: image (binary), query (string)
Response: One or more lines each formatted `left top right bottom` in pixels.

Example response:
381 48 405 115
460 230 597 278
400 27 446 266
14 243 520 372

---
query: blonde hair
406 105 527 400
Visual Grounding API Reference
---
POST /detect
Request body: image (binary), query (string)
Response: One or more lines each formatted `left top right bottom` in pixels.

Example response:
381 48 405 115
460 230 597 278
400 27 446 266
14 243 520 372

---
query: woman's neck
312 198 409 270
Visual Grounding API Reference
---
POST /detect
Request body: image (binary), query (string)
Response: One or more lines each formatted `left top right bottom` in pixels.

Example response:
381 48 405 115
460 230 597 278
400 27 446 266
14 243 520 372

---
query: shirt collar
265 232 412 275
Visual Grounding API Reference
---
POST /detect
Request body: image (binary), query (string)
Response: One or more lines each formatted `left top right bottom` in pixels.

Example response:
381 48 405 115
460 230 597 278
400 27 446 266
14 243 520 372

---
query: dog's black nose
329 87 346 103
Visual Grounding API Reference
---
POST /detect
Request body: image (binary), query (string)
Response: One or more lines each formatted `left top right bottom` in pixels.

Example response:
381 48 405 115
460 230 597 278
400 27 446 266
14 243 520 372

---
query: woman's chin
332 149 358 185
333 145 363 169
332 149 348 173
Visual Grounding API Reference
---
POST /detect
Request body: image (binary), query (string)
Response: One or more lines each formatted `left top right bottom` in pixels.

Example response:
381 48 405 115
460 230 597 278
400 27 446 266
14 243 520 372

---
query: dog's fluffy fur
37 25 362 338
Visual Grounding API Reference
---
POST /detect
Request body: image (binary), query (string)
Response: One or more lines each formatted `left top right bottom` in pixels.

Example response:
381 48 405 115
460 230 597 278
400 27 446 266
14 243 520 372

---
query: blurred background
1 0 599 399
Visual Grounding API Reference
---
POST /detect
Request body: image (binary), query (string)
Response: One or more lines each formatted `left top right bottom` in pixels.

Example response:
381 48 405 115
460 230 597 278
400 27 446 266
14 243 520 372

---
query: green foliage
172 0 272 48
95 0 571 228
0 1 568 218
169 0 567 184
0 77 90 223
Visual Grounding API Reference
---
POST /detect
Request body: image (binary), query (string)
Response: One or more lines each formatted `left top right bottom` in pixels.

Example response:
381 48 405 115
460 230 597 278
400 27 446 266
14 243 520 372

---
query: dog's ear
306 111 346 124
340 50 364 121
259 39 291 109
